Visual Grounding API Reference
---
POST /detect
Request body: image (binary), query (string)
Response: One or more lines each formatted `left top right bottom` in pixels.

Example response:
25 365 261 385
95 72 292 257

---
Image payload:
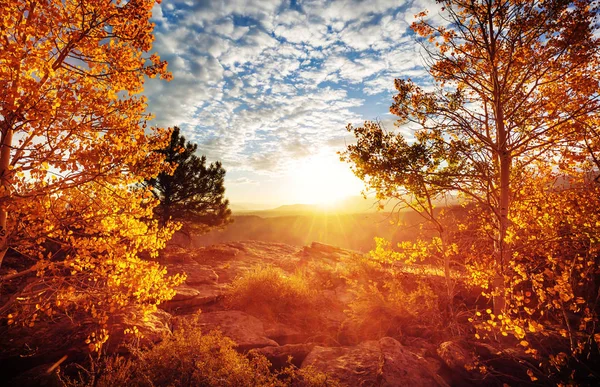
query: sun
286 151 363 206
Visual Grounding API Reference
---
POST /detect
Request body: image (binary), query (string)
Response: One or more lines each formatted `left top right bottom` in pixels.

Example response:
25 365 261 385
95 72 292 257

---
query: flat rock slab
161 285 223 313
253 343 316 369
107 309 173 353
301 337 448 387
166 264 219 285
173 311 278 352
263 322 309 345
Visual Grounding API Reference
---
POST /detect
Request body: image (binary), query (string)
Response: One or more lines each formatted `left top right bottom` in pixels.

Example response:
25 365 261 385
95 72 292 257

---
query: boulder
173 311 278 351
166 263 218 285
106 308 173 352
302 337 448 386
0 318 89 381
437 341 473 370
263 322 310 345
7 363 62 387
253 343 316 369
161 285 223 313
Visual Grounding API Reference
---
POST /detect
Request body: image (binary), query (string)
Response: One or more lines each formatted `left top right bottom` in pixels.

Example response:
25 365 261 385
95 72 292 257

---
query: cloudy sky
144 0 442 208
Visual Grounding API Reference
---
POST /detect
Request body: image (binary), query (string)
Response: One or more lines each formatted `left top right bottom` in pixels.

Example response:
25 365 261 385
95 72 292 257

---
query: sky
144 0 443 208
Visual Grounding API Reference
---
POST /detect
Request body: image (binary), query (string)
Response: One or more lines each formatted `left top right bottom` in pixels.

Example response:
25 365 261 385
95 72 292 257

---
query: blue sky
144 0 443 208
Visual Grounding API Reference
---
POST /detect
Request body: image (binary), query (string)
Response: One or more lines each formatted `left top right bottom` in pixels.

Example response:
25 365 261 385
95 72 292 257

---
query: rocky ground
1 241 525 386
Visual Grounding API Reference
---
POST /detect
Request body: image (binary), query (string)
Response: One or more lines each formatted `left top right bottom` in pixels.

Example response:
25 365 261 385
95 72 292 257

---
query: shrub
342 277 440 342
60 318 340 387
226 266 326 327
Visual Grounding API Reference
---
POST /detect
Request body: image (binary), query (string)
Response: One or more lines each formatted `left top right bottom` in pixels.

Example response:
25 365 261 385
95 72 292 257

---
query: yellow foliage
0 0 182 338
60 322 340 387
226 266 326 327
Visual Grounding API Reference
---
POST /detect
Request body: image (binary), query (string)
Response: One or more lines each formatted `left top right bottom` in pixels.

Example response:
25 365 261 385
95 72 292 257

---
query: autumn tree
341 121 461 298
0 0 183 338
145 126 231 235
345 0 600 313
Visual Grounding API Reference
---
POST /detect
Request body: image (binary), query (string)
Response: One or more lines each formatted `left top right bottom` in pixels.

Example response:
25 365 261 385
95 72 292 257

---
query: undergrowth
226 266 327 328
59 315 340 387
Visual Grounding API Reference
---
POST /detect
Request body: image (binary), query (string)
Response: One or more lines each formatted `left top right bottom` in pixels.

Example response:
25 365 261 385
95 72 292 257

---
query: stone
253 343 316 369
161 285 223 313
301 337 448 386
173 311 278 351
106 308 173 353
263 322 309 345
166 263 218 285
437 341 472 370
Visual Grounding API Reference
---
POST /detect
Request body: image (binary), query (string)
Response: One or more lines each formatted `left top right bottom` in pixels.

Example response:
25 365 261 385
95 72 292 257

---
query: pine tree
147 127 232 234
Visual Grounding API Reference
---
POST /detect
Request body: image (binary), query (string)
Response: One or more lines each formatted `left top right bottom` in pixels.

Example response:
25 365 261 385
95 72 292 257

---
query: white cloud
146 0 428 178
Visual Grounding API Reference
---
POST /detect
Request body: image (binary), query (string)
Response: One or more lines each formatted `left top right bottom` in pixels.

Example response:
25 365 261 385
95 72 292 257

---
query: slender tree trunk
0 122 14 269
495 99 510 315
440 229 454 300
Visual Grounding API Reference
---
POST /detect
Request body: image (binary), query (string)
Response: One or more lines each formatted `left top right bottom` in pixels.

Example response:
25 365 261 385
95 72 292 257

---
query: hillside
2 240 532 386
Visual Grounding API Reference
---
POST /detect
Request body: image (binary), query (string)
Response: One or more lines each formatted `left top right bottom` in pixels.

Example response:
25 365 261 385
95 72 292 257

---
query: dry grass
226 266 327 329
59 315 340 387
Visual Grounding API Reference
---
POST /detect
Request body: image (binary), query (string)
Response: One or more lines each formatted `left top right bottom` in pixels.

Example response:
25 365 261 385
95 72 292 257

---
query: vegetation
145 126 232 235
60 318 340 387
1 0 599 385
0 0 182 341
226 266 327 329
343 0 600 383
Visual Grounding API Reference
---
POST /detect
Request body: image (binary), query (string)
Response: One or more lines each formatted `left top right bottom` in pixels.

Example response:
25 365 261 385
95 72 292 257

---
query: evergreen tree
147 127 232 234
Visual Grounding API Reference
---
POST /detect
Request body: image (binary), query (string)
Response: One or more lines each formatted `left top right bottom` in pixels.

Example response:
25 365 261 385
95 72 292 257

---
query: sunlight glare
287 151 363 206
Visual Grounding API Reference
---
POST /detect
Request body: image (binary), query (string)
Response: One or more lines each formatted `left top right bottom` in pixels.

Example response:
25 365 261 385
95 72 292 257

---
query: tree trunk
440 229 454 300
495 98 510 315
0 122 14 269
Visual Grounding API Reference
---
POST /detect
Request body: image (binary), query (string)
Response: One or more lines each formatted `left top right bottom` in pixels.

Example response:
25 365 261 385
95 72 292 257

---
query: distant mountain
229 202 273 212
237 196 397 217
231 194 461 217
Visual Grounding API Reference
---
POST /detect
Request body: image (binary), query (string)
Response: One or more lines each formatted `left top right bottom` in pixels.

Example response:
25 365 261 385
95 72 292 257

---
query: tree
0 0 182 337
341 121 460 299
146 126 232 234
345 0 600 313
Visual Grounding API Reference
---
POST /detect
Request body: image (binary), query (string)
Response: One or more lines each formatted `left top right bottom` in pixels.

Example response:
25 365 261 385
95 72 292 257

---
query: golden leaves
0 0 180 334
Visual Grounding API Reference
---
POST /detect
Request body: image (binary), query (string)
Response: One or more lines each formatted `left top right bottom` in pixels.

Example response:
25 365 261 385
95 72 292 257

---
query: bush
342 277 440 342
226 266 327 328
60 317 340 387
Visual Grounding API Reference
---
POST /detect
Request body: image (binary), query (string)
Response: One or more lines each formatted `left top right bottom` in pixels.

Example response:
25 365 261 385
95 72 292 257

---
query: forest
1 0 599 386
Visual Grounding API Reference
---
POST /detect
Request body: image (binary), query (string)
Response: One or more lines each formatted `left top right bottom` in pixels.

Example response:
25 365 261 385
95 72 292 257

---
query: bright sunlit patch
286 151 364 206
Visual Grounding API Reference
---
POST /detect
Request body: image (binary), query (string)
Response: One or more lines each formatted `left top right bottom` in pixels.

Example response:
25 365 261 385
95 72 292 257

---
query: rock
0 308 172 381
302 337 448 386
173 311 278 351
264 322 310 345
437 341 472 370
0 318 89 382
253 343 316 369
403 337 437 358
166 263 218 285
7 363 63 387
161 285 223 313
106 308 173 353
171 285 202 301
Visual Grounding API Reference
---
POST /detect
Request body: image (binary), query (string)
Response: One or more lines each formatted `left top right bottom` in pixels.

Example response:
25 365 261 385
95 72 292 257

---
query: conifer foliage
146 127 232 234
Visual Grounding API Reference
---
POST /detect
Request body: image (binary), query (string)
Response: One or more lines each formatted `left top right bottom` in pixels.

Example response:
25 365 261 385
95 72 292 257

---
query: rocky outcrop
301 337 448 386
161 284 224 313
253 343 316 369
106 308 173 352
437 340 473 370
0 308 174 381
173 311 278 351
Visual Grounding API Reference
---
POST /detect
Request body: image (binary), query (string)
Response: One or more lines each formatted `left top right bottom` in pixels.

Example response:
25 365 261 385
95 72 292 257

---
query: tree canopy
344 0 600 376
146 126 232 234
0 0 182 342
